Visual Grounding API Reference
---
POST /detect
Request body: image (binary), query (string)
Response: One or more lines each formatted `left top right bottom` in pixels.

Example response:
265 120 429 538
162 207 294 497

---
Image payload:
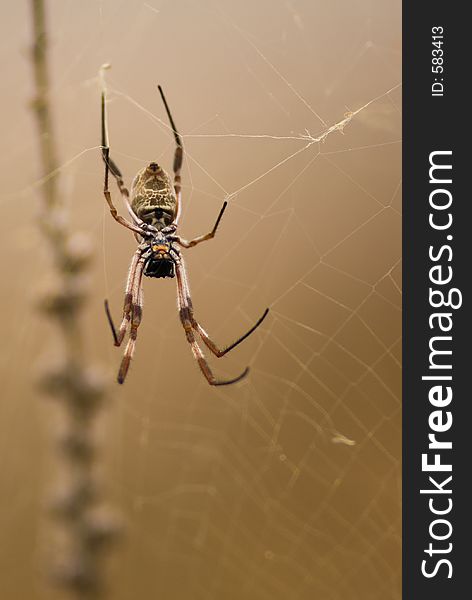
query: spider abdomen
131 163 177 229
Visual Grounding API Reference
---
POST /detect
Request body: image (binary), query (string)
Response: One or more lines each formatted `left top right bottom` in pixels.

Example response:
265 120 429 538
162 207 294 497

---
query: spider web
0 1 401 599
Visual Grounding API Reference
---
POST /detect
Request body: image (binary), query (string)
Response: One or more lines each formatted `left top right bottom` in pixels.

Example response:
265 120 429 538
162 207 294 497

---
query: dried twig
30 1 118 597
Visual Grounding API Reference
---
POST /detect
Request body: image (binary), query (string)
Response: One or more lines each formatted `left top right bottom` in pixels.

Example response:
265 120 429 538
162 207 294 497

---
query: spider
100 75 269 385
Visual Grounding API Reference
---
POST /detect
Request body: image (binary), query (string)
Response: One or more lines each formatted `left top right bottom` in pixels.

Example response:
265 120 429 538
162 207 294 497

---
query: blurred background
0 1 401 598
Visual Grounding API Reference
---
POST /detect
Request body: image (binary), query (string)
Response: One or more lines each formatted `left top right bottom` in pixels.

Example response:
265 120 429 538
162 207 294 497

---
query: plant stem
30 1 118 598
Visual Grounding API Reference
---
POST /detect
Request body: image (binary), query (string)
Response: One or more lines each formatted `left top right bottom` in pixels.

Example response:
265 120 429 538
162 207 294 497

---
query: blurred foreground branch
30 1 118 597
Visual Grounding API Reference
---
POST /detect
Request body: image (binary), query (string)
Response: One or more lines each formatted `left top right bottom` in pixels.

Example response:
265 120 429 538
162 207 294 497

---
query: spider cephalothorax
143 233 176 279
100 71 269 385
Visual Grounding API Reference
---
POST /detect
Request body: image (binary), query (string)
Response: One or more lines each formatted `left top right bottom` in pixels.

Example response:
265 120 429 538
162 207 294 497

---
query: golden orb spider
100 70 269 385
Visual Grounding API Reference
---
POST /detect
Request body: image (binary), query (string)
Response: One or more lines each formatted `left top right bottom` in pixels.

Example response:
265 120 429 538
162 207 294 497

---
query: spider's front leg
104 248 143 346
179 262 269 358
176 263 247 386
175 258 269 386
104 250 147 384
117 259 145 384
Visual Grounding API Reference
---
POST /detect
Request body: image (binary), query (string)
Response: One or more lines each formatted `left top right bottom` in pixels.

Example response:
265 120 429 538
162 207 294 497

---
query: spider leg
172 201 228 249
100 68 146 232
117 256 146 384
104 248 143 346
177 257 268 357
193 303 269 357
176 260 254 386
102 149 145 236
158 85 183 223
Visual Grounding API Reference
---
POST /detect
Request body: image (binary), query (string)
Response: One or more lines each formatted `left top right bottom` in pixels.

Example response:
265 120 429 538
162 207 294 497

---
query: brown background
0 1 401 598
